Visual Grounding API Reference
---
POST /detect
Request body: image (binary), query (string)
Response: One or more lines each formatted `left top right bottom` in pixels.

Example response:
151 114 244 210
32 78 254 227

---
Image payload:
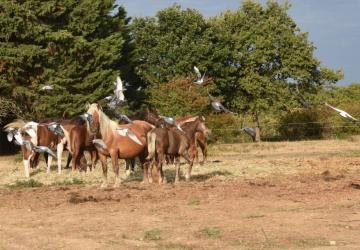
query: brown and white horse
87 103 154 187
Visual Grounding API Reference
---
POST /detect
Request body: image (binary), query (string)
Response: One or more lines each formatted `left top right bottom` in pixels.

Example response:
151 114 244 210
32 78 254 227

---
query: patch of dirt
1 174 360 249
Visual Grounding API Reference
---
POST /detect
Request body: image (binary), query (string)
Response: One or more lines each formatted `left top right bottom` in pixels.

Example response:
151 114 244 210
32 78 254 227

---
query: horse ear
201 116 205 121
96 103 103 111
85 102 90 109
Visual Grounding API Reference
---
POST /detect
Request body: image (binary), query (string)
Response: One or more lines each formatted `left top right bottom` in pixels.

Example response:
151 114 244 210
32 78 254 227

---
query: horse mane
87 103 117 138
177 115 199 125
4 119 26 129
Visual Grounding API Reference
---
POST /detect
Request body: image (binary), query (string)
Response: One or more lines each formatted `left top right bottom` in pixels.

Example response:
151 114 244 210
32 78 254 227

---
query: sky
116 0 360 86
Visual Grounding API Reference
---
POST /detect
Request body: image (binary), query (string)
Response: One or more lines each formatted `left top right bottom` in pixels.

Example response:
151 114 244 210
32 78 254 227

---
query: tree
209 0 343 141
0 0 130 119
130 5 214 85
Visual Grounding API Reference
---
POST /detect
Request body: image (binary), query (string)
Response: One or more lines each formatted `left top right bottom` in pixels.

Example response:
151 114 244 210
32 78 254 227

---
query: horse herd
4 103 211 187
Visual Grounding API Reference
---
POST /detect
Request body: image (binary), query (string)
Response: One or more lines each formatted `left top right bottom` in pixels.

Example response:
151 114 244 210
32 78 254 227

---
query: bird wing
344 112 358 121
93 139 108 150
127 130 143 145
116 128 128 136
116 76 123 91
193 66 201 79
6 132 14 142
325 103 343 113
41 147 57 159
211 102 222 111
14 132 24 145
219 103 233 113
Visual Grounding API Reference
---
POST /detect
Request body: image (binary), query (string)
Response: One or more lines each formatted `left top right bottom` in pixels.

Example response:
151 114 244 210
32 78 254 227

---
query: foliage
146 77 213 117
0 0 130 119
207 1 342 139
6 179 43 189
143 228 162 241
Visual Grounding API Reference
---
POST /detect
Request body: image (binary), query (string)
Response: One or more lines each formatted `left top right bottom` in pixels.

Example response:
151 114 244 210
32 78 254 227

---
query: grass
5 179 43 189
158 242 194 250
187 196 200 206
143 228 162 241
199 227 223 238
1 139 360 188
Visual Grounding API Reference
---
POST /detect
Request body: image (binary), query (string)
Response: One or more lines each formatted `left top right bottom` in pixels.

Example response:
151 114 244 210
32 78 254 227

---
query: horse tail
146 131 156 160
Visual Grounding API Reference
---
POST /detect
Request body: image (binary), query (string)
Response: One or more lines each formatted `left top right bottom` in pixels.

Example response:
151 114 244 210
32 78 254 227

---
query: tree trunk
253 111 261 142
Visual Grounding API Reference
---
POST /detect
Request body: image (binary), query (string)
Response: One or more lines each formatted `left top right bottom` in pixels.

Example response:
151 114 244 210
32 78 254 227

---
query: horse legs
198 140 207 165
46 154 53 173
111 151 121 188
175 156 181 183
90 150 98 171
125 159 135 177
98 153 108 188
57 143 64 174
65 153 72 169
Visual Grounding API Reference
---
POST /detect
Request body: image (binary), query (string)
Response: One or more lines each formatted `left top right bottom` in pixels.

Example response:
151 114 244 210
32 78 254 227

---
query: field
1 139 360 249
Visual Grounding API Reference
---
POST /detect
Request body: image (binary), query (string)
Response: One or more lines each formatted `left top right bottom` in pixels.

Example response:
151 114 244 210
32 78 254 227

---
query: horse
177 115 210 165
4 120 63 177
87 103 154 188
146 116 210 184
67 117 98 171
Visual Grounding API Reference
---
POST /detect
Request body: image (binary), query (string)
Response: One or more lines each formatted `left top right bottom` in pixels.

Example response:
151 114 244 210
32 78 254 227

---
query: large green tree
209 0 342 141
0 0 129 119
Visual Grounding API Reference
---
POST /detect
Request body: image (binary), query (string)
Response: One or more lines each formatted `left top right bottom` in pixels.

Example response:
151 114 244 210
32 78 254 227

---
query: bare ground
1 139 360 249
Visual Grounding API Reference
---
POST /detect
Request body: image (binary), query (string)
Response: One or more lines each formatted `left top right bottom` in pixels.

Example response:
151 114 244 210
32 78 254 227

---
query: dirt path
1 173 360 250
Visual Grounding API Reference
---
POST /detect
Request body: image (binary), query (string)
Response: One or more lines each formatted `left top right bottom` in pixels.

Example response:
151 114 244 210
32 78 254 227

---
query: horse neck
98 110 117 140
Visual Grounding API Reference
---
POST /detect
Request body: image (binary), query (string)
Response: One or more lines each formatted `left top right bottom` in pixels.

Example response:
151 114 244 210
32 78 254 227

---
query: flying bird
208 94 233 113
193 66 206 85
40 85 54 91
114 76 125 102
93 139 108 150
240 127 256 141
47 122 65 137
114 111 133 124
32 145 57 159
80 113 94 124
159 116 184 132
4 127 23 145
324 103 358 121
116 127 142 145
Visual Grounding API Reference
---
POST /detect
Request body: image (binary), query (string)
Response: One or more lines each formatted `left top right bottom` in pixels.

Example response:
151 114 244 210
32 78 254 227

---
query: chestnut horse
177 116 210 165
87 103 154 187
146 116 210 183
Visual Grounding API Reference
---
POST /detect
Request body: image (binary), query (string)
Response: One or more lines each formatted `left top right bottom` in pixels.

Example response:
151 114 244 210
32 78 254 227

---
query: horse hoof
162 178 167 184
125 170 131 177
100 183 108 189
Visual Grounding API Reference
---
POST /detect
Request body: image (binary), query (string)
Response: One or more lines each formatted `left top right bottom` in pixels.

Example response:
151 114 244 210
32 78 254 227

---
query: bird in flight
116 127 143 145
208 94 233 113
114 76 125 102
40 85 54 91
159 115 184 132
114 111 133 124
193 66 206 85
324 103 358 121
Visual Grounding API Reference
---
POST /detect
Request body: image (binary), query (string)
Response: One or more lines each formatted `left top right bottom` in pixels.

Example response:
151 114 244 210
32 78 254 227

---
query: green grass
143 228 162 241
6 179 43 189
200 227 223 238
187 196 200 206
54 177 85 185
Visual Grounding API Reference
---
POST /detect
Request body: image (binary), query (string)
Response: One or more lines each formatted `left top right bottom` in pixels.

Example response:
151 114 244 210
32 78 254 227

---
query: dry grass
0 139 360 188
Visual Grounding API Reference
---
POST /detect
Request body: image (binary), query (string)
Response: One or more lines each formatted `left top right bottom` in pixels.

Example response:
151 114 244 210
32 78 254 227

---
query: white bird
4 128 23 145
193 66 206 85
325 103 358 121
80 113 93 124
32 145 57 159
159 116 184 132
92 139 108 150
116 127 142 145
114 76 125 102
40 85 54 91
208 94 233 113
